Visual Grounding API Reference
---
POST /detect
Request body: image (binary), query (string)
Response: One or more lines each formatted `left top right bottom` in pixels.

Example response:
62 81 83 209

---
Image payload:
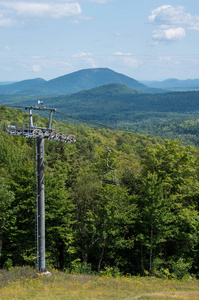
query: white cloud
158 56 172 62
157 56 179 65
4 46 11 51
153 27 186 42
148 5 199 27
70 52 96 68
72 52 92 58
21 62 42 73
0 1 81 20
31 56 41 59
32 64 41 72
86 0 113 3
114 52 123 56
148 5 199 44
0 14 16 27
123 57 142 68
112 53 142 68
114 52 132 56
86 57 97 68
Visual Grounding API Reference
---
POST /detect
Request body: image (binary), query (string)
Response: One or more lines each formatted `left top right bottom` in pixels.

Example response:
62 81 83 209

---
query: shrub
3 258 13 270
100 266 121 277
69 259 92 274
170 258 192 279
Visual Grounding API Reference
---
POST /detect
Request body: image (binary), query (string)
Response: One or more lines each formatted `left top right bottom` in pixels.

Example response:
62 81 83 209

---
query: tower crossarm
5 103 76 143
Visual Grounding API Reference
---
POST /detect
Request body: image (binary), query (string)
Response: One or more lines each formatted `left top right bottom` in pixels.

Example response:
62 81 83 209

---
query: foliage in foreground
1 106 199 279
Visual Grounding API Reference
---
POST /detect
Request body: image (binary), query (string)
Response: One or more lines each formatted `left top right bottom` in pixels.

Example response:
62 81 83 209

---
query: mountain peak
46 67 159 94
0 68 164 95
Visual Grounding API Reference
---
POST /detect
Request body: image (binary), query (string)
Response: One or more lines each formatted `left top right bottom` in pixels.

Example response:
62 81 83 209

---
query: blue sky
1 0 199 81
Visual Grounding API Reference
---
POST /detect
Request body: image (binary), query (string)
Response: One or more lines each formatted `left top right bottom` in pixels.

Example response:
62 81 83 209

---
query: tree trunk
149 227 153 276
140 243 144 275
0 222 2 255
82 249 88 263
58 242 65 269
98 245 105 273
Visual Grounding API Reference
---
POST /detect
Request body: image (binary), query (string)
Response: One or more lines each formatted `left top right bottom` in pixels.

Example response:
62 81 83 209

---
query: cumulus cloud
149 5 192 26
0 1 81 26
0 0 113 27
153 27 186 42
148 5 199 44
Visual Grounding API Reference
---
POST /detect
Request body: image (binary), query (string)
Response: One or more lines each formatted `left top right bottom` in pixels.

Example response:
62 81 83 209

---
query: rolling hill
2 83 199 145
0 68 164 95
0 78 46 94
2 83 199 120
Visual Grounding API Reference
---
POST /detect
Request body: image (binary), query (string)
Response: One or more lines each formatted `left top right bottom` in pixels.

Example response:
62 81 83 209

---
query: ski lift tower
5 102 76 273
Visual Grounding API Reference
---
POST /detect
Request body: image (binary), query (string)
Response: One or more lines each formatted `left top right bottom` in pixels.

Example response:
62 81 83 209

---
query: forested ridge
0 68 164 95
2 86 199 145
1 105 199 279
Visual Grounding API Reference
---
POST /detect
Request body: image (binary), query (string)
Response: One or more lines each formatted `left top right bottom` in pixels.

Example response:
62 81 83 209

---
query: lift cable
3 104 115 130
56 111 114 130
3 104 198 171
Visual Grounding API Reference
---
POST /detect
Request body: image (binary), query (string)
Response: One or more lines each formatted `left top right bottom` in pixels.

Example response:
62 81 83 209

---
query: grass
0 266 199 299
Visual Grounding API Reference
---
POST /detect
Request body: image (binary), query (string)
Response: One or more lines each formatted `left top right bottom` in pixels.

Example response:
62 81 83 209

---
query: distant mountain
0 68 165 95
13 83 196 125
44 68 164 94
2 83 199 145
2 83 199 116
0 81 15 85
142 78 199 91
0 78 46 94
2 82 199 146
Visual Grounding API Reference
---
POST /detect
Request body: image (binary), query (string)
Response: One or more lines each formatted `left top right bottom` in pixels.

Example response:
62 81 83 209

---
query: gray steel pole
29 109 33 127
37 137 46 272
48 110 53 129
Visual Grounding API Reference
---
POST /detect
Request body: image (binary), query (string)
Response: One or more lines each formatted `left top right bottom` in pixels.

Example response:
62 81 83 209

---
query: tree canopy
1 105 199 278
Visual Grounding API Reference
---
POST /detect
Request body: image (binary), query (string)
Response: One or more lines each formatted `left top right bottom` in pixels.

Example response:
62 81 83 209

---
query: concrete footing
36 271 52 277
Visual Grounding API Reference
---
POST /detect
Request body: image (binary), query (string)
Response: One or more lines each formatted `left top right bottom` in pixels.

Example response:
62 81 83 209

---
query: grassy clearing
0 266 199 299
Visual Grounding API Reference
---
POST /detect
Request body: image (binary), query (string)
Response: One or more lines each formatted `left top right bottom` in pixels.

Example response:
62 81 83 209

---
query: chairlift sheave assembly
102 147 120 186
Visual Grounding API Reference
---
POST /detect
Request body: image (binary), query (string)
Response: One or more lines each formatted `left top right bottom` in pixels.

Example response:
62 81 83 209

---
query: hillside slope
0 68 164 95
43 86 199 120
2 84 199 145
1 84 199 121
0 78 46 94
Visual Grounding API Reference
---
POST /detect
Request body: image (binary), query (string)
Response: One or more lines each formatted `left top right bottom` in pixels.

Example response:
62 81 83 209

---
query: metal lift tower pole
37 137 46 272
5 102 76 274
36 104 54 272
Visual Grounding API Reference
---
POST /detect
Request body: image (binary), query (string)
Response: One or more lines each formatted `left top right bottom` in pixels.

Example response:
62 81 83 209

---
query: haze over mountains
0 68 165 95
1 68 199 145
1 67 199 125
0 68 199 95
142 78 199 91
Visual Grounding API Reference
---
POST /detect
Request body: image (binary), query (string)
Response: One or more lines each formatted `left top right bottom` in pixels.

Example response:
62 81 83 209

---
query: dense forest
2 86 199 145
1 105 199 279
